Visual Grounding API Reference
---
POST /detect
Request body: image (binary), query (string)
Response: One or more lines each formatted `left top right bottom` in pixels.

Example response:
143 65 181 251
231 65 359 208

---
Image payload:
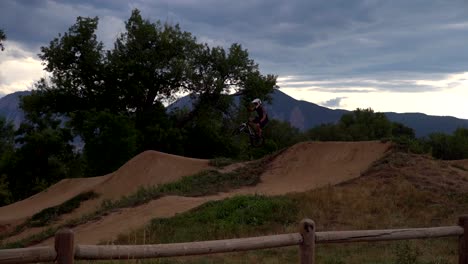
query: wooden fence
1 216 468 264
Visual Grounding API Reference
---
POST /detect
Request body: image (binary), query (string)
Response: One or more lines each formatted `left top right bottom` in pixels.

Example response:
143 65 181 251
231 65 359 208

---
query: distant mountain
0 91 30 128
1 90 468 137
168 89 468 137
385 112 468 137
167 90 348 130
255 90 348 130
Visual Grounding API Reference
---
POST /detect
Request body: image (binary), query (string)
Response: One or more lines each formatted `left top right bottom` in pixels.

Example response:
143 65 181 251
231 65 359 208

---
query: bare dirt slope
0 176 108 225
0 151 209 226
93 150 210 200
233 141 391 195
1 141 391 245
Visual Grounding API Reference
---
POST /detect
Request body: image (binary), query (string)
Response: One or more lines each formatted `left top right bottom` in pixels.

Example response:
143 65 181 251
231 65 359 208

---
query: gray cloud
278 75 443 93
1 0 468 94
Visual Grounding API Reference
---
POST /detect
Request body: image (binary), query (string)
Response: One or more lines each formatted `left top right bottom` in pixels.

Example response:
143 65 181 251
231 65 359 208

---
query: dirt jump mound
234 141 392 195
93 151 209 200
0 151 209 225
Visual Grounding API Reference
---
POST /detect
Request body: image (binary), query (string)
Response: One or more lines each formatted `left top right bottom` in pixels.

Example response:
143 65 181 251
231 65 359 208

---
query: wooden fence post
299 219 315 264
55 228 75 264
460 216 468 264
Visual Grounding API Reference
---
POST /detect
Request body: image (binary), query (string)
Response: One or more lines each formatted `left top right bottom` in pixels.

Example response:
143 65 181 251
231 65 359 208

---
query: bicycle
233 121 265 147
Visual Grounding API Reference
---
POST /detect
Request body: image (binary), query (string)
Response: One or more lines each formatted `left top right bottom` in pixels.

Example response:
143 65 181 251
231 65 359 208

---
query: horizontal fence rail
0 247 56 264
74 226 464 260
317 226 464 243
1 216 468 264
76 233 303 260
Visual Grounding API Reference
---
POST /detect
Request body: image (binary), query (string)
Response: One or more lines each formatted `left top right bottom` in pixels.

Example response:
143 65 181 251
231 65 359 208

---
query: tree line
0 13 467 206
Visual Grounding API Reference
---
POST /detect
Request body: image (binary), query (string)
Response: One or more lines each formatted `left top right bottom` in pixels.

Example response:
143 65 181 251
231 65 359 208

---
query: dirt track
1 141 392 245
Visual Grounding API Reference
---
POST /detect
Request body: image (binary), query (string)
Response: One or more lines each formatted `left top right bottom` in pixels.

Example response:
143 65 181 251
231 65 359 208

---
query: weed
394 242 420 264
209 157 238 168
27 191 99 227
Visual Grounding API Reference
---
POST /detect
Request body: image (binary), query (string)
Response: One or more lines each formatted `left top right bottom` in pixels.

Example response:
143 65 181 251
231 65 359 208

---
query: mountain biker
248 98 269 138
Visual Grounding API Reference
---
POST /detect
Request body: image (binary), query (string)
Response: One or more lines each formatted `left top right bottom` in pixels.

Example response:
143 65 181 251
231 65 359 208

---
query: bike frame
236 122 263 147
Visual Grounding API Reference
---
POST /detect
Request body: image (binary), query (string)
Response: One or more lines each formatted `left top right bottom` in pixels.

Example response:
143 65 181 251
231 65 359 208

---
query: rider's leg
253 122 261 137
258 119 267 138
249 121 261 137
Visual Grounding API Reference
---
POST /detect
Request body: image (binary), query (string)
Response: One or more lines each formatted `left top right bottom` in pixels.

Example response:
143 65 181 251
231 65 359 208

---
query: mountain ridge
1 90 467 137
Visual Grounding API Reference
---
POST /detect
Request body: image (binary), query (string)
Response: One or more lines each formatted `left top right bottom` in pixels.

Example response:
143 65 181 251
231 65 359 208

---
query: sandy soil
1 141 392 245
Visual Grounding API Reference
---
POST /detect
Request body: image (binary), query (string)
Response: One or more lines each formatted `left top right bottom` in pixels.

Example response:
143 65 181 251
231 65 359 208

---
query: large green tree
109 9 198 119
79 110 138 176
107 10 200 152
176 42 277 158
35 16 107 114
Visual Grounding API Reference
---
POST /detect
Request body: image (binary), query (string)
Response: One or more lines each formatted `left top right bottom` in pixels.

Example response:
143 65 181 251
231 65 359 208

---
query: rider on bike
248 98 269 138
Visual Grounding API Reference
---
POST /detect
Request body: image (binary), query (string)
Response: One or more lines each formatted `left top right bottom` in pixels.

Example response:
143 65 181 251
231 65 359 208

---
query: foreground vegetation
112 152 467 263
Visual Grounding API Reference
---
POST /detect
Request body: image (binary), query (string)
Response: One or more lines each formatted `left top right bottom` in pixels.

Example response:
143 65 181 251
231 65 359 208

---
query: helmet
251 98 262 108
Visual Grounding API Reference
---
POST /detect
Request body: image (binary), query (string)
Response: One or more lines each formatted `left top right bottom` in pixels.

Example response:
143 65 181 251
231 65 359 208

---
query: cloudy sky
1 0 467 119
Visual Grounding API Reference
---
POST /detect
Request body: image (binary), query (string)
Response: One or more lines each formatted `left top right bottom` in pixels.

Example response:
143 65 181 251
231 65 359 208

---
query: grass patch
1 227 58 249
103 149 281 208
158 151 282 197
0 191 99 245
158 169 255 196
26 191 99 227
209 157 238 168
115 195 298 244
